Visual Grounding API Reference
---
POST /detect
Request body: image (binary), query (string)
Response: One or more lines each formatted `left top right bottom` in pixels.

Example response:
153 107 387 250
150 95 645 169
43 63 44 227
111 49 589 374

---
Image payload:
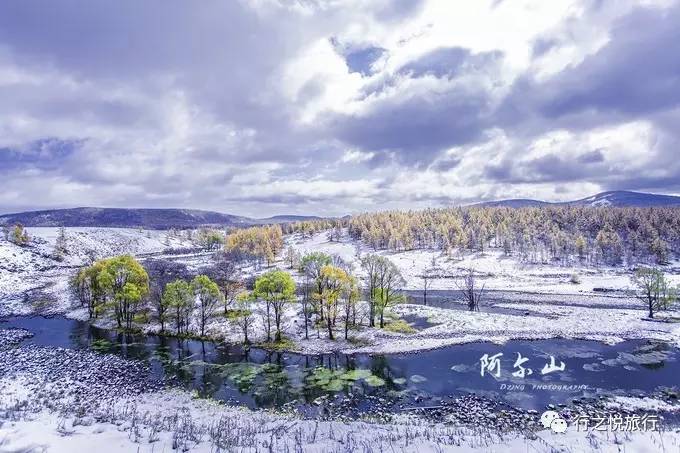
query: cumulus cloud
0 0 679 216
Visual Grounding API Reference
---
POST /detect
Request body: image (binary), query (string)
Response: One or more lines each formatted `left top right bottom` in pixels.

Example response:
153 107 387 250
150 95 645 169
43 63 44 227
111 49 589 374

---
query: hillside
0 207 252 229
475 190 680 208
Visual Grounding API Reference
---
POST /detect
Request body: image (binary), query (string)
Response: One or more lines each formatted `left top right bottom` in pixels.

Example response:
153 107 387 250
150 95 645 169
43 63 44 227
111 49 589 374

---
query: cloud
0 0 679 216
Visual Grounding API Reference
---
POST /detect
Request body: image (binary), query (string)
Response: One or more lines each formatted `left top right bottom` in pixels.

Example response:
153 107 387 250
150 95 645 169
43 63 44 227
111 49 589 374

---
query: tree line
346 206 680 266
70 248 407 344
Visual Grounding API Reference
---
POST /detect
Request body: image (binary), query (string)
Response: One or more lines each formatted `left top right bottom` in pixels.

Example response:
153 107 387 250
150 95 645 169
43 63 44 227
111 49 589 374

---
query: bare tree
204 252 242 315
455 268 485 312
360 254 381 327
419 257 442 306
144 259 189 332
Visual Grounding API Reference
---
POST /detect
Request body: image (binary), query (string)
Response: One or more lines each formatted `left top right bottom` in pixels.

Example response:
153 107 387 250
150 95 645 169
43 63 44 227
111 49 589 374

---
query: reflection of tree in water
77 318 407 409
151 337 197 385
353 354 407 391
69 319 94 350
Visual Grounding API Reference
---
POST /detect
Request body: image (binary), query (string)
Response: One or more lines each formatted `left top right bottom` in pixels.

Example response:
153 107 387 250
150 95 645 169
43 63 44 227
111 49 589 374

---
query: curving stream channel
2 315 680 417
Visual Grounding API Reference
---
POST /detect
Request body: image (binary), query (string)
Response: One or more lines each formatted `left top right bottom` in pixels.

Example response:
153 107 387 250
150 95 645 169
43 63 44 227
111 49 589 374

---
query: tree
575 235 587 262
373 257 405 328
455 268 485 312
595 225 623 265
420 257 441 306
301 270 312 340
226 225 284 267
233 291 255 344
197 228 225 251
317 265 349 340
254 270 296 342
283 246 299 269
145 259 189 333
10 224 29 246
72 261 106 319
360 254 382 327
163 279 193 335
205 252 242 315
97 255 150 330
341 275 359 340
649 237 669 265
192 275 224 337
632 267 677 318
54 227 68 260
300 252 332 325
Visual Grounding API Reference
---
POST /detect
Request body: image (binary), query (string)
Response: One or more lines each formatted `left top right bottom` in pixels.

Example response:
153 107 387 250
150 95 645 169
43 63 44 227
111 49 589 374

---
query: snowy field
283 231 680 293
2 374 679 453
2 227 680 352
2 226 680 452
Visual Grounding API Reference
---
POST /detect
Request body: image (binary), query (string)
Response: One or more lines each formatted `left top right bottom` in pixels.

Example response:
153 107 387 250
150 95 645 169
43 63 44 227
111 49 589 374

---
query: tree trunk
344 314 349 340
326 316 334 340
274 306 282 342
303 299 309 340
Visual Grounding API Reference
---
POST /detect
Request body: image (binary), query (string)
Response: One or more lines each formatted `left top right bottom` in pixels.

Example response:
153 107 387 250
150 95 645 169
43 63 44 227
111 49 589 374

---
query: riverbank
2 226 680 451
3 227 680 357
2 337 680 452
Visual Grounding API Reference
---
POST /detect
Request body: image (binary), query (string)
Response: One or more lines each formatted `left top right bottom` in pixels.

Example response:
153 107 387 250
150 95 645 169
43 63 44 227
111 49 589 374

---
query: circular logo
540 410 559 428
541 410 568 433
550 417 568 433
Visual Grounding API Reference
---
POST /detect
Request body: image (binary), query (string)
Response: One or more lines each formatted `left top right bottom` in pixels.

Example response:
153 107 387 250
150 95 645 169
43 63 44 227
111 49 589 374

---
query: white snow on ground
1 376 678 453
2 227 680 451
283 230 680 293
352 302 680 354
0 227 194 316
2 227 680 353
606 396 680 413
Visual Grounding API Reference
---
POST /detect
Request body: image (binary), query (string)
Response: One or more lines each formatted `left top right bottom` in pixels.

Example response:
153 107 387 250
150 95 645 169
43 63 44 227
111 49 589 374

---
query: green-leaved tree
254 270 296 342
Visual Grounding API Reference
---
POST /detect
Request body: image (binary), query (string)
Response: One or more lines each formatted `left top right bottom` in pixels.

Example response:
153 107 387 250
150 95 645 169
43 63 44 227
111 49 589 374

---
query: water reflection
3 315 680 412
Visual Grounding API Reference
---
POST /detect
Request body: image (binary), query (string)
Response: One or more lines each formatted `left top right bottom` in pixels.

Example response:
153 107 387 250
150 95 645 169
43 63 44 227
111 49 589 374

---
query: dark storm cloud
503 4 680 124
333 89 491 165
488 3 680 195
329 47 503 165
0 0 329 146
531 37 558 57
373 0 426 22
430 156 462 172
0 138 81 172
484 150 611 184
1 1 680 215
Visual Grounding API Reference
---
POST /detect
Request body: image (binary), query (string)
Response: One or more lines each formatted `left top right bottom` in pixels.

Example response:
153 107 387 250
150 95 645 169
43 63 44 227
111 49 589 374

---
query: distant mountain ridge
474 190 680 208
2 191 679 228
0 207 324 229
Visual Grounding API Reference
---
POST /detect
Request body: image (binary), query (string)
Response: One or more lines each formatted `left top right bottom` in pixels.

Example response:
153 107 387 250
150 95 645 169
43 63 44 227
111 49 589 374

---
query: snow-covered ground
2 227 680 352
0 227 193 316
2 375 679 453
2 226 680 452
283 230 680 293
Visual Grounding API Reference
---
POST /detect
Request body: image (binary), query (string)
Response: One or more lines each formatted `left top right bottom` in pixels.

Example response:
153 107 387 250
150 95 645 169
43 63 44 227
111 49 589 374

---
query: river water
3 315 679 413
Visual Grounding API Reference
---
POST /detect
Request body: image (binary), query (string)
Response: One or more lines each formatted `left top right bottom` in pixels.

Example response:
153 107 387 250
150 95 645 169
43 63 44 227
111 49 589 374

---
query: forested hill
0 207 257 228
475 190 680 208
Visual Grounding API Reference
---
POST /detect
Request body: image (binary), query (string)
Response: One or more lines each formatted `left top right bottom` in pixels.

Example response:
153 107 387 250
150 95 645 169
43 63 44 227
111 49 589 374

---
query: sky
1 0 679 217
